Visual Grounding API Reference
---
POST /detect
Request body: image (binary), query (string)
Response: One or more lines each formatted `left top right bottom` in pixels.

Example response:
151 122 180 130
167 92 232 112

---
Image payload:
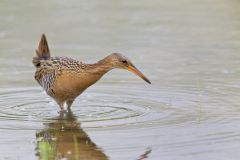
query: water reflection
35 110 108 160
137 148 152 160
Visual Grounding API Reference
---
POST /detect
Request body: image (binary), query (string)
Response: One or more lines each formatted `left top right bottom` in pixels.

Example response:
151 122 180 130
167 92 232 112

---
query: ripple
0 85 205 130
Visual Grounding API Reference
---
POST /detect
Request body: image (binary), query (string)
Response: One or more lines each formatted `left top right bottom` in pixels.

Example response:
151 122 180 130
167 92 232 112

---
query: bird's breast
52 71 102 98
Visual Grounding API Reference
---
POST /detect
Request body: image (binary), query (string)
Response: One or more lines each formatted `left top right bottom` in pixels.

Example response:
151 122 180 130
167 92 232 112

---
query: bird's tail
32 34 51 67
35 33 50 59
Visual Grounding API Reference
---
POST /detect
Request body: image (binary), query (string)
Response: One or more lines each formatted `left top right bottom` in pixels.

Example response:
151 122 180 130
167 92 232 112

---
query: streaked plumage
33 34 151 111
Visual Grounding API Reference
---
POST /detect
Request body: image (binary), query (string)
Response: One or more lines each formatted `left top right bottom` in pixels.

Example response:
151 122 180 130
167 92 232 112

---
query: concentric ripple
0 85 203 130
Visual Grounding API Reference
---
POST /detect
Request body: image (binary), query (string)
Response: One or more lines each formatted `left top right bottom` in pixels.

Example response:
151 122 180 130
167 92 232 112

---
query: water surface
1 0 240 159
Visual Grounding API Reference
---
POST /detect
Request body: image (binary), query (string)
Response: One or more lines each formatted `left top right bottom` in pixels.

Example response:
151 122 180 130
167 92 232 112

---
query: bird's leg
57 102 65 112
66 99 74 110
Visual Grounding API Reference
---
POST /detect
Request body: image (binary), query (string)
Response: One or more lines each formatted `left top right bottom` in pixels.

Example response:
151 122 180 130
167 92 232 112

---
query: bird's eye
122 60 127 64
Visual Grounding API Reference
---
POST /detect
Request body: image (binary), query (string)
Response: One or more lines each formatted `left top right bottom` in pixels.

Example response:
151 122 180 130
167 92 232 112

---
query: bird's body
33 34 150 111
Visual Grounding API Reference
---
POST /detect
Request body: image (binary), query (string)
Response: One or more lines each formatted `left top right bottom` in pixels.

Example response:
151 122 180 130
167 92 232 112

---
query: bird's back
33 56 82 92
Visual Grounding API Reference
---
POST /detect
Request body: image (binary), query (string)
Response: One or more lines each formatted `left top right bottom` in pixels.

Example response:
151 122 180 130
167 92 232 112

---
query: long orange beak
127 64 151 84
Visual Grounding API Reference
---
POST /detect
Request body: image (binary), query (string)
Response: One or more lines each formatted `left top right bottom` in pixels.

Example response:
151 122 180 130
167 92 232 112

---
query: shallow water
1 0 240 159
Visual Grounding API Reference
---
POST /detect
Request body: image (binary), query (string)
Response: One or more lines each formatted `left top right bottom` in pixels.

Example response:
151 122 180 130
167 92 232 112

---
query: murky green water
1 0 240 159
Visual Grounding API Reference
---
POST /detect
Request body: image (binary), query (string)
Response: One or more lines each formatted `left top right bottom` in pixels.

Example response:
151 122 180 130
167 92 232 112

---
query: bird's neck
88 56 113 75
69 57 114 93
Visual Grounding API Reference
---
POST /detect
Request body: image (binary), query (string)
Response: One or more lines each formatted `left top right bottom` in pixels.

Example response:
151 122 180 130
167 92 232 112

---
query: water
1 0 240 159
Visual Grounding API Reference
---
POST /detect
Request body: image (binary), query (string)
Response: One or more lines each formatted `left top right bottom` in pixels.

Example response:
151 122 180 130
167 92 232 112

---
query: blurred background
0 0 240 159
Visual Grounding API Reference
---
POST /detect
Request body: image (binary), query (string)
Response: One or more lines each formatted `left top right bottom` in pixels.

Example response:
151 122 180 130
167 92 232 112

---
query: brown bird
32 34 151 111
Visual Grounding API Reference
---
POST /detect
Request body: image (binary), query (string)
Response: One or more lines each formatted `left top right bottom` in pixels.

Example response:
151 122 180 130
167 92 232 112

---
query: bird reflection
35 110 108 160
137 148 152 160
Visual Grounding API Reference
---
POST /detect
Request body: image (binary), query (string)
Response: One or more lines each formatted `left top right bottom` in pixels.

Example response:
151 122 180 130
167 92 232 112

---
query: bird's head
107 53 151 84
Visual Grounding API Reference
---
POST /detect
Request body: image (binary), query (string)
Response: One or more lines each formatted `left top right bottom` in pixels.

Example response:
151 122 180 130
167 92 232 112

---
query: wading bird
33 34 151 111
